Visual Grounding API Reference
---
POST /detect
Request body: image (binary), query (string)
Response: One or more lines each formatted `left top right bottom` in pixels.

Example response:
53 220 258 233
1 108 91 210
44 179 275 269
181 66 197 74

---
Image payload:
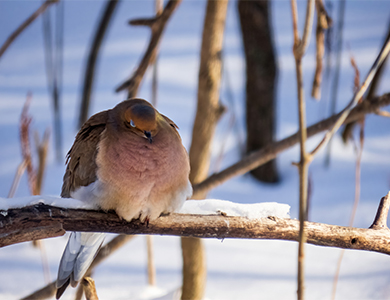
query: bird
56 98 192 299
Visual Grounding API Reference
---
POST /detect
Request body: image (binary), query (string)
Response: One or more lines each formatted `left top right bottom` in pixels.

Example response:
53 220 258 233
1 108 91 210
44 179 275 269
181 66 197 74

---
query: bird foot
141 216 150 227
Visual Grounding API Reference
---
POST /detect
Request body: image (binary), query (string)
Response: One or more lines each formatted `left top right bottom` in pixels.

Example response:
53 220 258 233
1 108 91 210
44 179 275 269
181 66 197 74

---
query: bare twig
1 203 390 254
290 1 315 298
0 0 58 60
192 92 390 199
325 0 346 165
370 192 390 230
115 0 182 97
146 235 156 286
375 110 390 118
151 0 163 107
82 277 99 300
342 23 390 141
310 34 390 157
78 0 120 128
311 0 331 99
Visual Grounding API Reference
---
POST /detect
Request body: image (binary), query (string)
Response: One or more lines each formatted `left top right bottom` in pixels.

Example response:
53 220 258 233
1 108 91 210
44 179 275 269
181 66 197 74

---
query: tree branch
115 0 181 97
192 92 390 199
0 0 58 60
1 203 390 255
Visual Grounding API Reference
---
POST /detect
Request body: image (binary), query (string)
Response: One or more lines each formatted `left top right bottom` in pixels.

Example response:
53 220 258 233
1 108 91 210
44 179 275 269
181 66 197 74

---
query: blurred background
0 0 390 299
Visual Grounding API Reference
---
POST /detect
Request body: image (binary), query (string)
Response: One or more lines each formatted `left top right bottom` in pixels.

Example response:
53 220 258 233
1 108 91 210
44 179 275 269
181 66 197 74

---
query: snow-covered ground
1 0 390 299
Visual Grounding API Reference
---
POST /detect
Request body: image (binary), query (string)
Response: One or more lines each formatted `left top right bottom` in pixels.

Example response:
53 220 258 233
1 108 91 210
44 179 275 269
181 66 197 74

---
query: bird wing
61 110 109 198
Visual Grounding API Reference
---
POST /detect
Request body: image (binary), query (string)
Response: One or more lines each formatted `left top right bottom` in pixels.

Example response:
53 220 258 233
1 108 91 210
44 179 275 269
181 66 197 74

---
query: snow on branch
1 195 390 255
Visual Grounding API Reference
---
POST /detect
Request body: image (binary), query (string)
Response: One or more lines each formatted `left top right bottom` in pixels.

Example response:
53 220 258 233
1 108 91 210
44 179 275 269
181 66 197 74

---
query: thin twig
342 23 390 141
310 34 390 157
146 235 156 286
0 0 58 60
115 0 182 97
311 0 331 99
78 0 120 128
325 0 346 165
375 110 390 118
151 0 163 107
290 1 315 298
192 92 390 199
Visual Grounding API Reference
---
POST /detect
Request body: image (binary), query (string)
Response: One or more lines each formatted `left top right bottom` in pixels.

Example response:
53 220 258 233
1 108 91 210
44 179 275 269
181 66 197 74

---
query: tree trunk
181 1 229 299
238 0 279 183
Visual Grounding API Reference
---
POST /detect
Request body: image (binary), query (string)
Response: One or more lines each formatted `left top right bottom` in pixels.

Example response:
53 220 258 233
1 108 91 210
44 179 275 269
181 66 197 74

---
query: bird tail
56 232 105 299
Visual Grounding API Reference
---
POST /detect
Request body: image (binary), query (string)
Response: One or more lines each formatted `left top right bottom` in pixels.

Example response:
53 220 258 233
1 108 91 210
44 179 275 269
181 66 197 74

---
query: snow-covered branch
1 196 390 256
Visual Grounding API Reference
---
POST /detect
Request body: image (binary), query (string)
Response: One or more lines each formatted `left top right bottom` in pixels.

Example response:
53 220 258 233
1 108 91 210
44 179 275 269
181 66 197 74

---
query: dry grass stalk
7 160 27 198
20 95 37 195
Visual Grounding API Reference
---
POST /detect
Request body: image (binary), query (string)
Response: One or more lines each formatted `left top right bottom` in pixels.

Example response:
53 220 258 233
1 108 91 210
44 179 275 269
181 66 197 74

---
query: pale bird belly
93 137 191 222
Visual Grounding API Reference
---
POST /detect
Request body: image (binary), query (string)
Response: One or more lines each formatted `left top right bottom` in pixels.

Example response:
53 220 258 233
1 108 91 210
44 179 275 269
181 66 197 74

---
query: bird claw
141 216 150 227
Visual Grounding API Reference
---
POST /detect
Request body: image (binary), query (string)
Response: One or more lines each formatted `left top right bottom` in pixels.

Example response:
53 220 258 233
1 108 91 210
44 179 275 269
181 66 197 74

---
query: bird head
121 99 158 143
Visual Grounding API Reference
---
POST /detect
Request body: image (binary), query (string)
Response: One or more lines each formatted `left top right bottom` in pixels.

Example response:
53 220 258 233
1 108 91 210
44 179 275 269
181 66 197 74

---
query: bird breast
93 127 191 222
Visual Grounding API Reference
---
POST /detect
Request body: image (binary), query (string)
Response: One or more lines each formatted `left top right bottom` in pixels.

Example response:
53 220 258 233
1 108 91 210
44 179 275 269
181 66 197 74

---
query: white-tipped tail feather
56 232 105 291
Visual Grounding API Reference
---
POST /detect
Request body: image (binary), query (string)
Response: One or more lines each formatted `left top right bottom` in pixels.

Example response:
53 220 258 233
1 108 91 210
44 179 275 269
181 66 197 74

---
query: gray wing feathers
56 232 105 289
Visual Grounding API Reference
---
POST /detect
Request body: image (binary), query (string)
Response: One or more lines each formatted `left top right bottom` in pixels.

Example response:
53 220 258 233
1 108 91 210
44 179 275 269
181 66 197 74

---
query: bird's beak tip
144 131 152 143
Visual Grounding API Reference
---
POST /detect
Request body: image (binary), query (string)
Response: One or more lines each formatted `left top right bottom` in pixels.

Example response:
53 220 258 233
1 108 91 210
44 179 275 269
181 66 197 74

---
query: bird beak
144 131 152 143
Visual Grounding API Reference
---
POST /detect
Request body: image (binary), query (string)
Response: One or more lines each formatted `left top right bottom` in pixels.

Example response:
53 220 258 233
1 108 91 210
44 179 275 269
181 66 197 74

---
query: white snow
178 199 290 219
1 1 390 300
0 195 290 220
0 195 96 211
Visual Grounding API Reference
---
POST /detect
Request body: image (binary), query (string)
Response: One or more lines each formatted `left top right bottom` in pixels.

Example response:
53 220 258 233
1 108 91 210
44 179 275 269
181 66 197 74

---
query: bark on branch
1 203 390 256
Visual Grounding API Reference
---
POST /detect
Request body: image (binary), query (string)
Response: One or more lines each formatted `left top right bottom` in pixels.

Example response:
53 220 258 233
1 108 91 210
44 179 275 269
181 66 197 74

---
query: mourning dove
56 99 192 299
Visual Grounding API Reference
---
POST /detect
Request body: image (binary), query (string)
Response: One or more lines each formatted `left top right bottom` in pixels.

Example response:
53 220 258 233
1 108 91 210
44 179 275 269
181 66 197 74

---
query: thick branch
192 92 390 198
1 204 390 256
0 0 58 60
115 0 181 97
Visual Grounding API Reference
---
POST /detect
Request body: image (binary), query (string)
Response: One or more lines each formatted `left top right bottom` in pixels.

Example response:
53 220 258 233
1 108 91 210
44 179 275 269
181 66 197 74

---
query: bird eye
130 119 136 127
